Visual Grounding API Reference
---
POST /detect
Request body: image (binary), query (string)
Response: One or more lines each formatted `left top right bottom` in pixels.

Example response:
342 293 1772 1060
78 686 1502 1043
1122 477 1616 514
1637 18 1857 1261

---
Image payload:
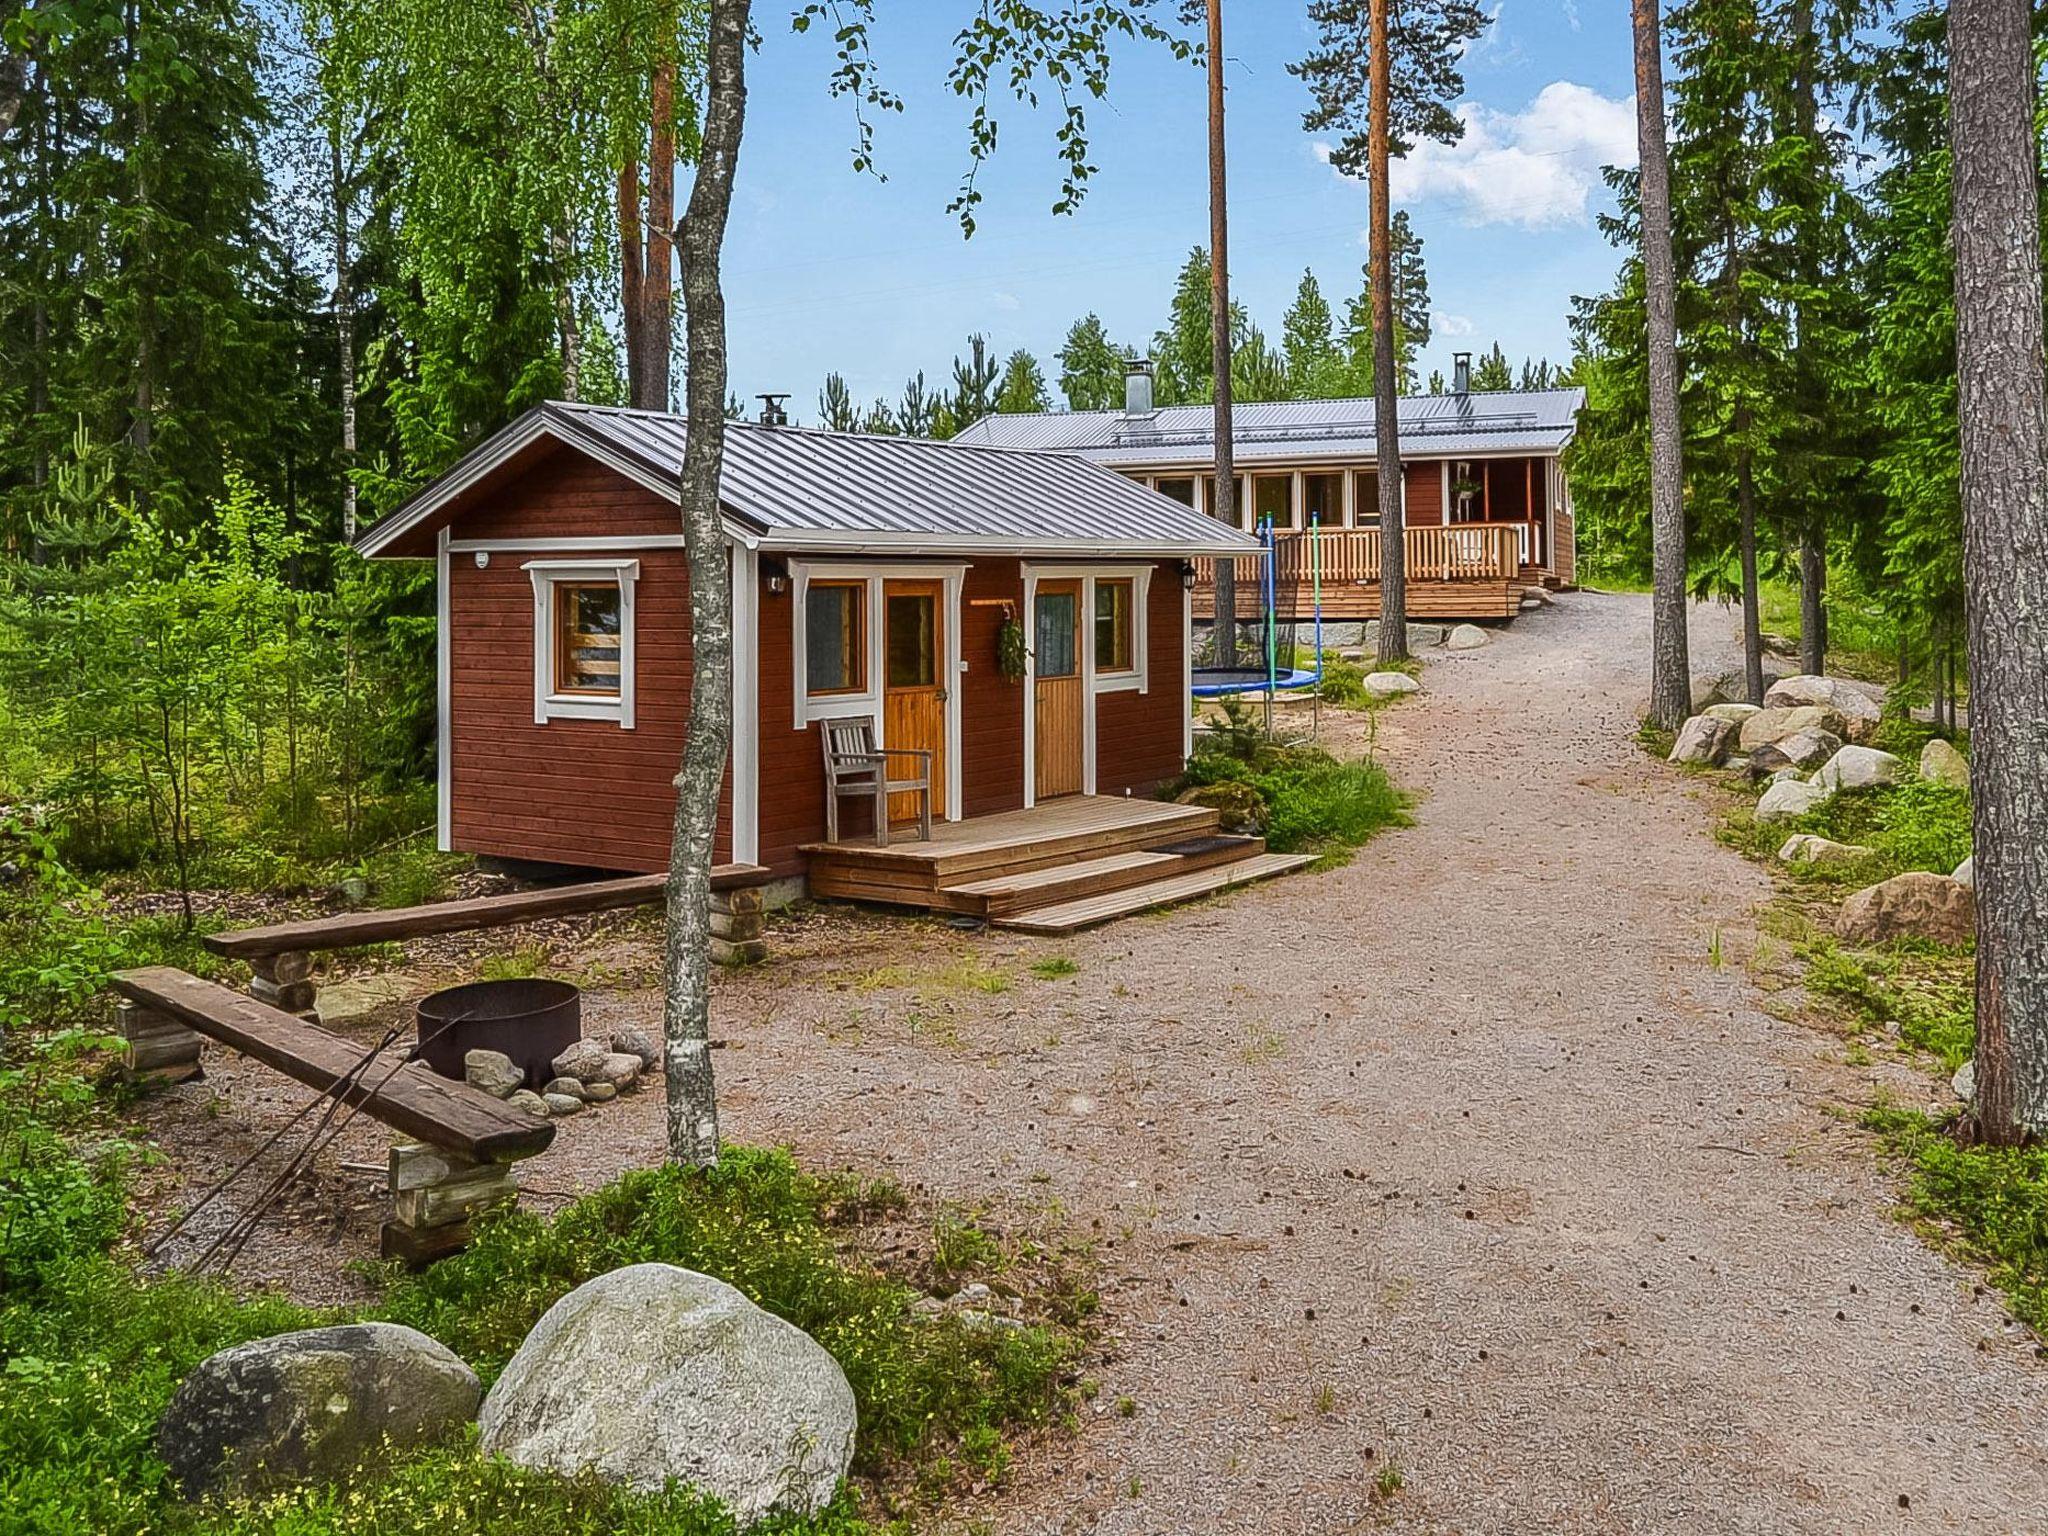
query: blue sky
720 2 1639 419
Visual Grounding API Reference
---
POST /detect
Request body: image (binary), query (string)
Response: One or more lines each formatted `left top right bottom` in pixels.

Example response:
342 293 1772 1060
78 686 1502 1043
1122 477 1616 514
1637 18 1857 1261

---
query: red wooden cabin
357 403 1268 922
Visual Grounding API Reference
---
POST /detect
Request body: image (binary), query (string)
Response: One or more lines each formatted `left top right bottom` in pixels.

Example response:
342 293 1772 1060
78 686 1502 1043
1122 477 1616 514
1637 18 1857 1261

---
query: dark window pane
1095 581 1133 672
806 583 862 694
1353 470 1382 526
1155 477 1196 506
1035 591 1077 678
885 593 936 687
1303 472 1344 527
1254 474 1294 529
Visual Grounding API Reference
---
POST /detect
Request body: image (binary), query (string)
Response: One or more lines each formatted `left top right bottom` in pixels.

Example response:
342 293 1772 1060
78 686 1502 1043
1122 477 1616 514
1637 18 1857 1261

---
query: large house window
1253 474 1295 530
525 558 639 728
1200 473 1247 527
805 580 866 696
1303 472 1344 528
1154 476 1196 506
1094 578 1135 674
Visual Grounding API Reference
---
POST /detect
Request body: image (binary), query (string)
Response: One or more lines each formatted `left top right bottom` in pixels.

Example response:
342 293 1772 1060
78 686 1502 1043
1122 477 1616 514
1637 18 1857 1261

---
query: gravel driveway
149 590 2048 1532
687 590 2047 1534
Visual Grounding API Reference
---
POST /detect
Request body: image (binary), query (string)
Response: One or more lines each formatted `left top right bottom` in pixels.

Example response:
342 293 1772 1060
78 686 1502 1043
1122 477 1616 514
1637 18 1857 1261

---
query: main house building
955 358 1586 622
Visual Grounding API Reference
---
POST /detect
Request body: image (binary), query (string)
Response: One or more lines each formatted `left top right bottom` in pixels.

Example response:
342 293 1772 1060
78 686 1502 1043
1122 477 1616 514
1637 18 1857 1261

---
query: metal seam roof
950 388 1585 466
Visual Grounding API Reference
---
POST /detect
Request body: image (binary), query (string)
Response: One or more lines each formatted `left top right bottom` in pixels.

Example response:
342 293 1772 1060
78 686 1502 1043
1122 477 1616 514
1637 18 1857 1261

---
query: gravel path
148 590 2048 1530
694 590 2048 1534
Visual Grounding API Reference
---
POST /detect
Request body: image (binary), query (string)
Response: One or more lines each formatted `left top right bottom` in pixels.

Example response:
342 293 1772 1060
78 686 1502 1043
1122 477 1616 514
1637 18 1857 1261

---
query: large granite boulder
1919 737 1970 791
1669 714 1737 767
1837 872 1976 946
159 1324 479 1497
1764 675 1882 741
1813 745 1906 794
1739 704 1849 754
1777 834 1874 867
1445 623 1490 651
550 1037 612 1083
1756 778 1833 822
478 1264 856 1528
1703 702 1761 725
463 1049 524 1099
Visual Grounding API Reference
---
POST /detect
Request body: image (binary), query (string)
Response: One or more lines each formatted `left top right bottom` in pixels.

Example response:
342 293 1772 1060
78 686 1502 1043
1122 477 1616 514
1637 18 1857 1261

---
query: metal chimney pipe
1123 356 1155 416
1452 353 1471 395
756 393 790 426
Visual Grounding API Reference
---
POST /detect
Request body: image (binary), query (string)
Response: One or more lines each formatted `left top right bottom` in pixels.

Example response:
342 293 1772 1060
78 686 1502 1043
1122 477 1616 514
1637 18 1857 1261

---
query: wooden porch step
994 851 1318 935
940 834 1264 918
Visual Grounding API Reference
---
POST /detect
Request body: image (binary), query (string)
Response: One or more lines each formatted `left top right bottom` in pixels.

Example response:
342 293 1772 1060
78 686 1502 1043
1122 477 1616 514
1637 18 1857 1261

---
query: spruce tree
1058 314 1127 410
995 349 1052 413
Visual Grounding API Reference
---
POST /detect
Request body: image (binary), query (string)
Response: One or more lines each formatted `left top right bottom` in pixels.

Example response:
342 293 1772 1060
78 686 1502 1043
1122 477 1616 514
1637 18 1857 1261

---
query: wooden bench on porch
110 966 555 1262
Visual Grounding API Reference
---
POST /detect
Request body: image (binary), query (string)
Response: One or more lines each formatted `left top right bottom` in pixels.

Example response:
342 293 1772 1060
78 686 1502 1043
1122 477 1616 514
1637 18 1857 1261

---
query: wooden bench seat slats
109 967 554 1163
201 865 769 960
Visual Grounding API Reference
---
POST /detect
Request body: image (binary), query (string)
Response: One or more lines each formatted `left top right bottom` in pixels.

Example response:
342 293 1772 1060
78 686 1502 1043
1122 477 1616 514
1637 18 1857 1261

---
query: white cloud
1321 82 1637 231
991 290 1021 312
1435 312 1476 338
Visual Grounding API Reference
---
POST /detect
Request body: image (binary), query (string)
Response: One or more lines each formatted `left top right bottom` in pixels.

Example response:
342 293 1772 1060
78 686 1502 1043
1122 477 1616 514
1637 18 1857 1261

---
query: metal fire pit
415 978 581 1090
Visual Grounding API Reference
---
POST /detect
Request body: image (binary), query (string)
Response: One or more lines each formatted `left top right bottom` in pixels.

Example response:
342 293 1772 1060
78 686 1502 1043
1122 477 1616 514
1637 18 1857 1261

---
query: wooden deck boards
994 852 1319 934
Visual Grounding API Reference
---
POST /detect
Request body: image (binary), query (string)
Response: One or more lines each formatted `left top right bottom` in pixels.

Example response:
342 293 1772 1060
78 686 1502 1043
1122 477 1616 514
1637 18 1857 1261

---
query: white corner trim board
524 558 640 728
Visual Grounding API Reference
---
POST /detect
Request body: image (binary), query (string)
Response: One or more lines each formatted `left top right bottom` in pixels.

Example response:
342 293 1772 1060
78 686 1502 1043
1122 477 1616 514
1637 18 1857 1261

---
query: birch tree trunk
1948 0 2048 1144
1369 0 1406 666
1205 0 1237 668
1632 0 1692 726
661 0 749 1168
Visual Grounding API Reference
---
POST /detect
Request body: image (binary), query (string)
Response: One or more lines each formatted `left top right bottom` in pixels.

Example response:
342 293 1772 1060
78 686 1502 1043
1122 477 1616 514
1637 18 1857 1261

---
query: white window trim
524 558 640 728
1020 562 1155 807
789 560 967 822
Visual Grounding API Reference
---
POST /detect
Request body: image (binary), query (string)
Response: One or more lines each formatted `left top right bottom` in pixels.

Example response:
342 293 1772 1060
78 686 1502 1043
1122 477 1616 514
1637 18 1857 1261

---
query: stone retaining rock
550 1038 611 1083
1919 737 1970 791
1764 675 1882 742
1669 715 1737 767
1813 744 1906 793
1777 834 1874 866
1176 780 1266 835
592 1053 643 1090
159 1323 479 1497
610 1026 660 1068
1756 778 1832 822
506 1089 550 1118
1703 702 1761 725
1775 727 1843 771
1738 705 1849 753
1837 871 1975 946
478 1264 856 1528
1446 623 1489 651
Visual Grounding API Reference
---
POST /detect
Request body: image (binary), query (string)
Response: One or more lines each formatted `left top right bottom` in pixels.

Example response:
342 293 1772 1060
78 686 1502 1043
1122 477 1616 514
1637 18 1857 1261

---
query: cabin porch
800 794 1312 934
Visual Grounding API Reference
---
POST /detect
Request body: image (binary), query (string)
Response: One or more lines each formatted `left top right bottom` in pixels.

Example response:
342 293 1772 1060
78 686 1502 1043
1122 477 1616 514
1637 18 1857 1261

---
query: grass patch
1173 740 1408 858
1802 939 1976 1069
476 944 551 982
1864 1103 2048 1335
1719 778 1972 890
1029 956 1079 981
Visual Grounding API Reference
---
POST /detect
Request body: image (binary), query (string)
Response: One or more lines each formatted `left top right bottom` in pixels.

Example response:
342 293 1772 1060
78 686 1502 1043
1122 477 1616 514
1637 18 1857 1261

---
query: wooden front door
883 582 945 824
1033 581 1084 799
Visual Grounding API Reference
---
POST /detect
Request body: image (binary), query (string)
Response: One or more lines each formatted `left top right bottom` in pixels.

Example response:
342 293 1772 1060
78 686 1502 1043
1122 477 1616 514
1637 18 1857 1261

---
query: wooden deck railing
1195 523 1526 592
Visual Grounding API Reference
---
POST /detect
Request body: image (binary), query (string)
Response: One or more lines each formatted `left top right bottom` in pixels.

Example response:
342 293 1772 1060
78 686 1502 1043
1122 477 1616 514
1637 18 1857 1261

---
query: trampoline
1192 517 1329 709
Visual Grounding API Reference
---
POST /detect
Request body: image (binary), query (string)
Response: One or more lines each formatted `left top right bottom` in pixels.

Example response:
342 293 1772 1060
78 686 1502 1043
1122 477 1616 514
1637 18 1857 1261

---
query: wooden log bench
201 864 773 1020
110 966 556 1263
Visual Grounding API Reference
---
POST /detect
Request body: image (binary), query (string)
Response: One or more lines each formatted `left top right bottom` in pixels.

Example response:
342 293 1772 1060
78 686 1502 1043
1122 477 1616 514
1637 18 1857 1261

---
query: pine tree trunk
1205 0 1237 668
662 0 750 1168
1949 0 2048 1143
618 155 645 395
331 124 358 543
1369 0 1406 666
643 54 677 410
1798 527 1826 676
1737 435 1764 703
1632 0 1692 725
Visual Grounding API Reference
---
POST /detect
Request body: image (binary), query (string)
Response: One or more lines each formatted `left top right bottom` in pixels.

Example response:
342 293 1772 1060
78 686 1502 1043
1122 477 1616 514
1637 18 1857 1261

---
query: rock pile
461 1027 656 1119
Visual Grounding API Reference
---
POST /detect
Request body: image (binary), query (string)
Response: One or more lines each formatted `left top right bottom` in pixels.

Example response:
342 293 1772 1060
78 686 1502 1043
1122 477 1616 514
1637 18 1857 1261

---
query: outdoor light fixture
763 558 790 596
1178 559 1197 591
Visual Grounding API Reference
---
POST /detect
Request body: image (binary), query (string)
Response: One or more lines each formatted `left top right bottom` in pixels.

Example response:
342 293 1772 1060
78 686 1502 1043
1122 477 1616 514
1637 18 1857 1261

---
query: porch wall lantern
1178 559 1198 591
763 558 790 596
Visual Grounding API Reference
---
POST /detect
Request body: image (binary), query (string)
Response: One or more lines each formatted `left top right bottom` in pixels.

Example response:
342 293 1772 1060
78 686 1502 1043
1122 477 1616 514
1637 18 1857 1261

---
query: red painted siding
1404 460 1445 525
1094 564 1190 798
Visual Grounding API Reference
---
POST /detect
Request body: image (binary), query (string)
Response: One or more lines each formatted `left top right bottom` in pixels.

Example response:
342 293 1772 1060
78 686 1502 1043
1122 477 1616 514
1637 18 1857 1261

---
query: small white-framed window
1095 577 1137 677
524 558 639 728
